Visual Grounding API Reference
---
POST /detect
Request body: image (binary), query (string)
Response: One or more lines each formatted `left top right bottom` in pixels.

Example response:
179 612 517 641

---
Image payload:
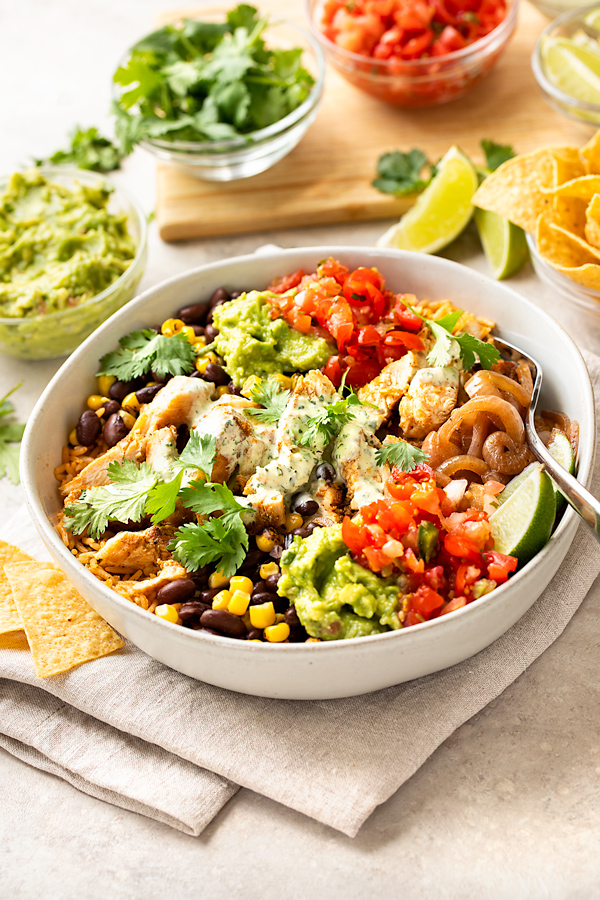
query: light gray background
2 1 600 897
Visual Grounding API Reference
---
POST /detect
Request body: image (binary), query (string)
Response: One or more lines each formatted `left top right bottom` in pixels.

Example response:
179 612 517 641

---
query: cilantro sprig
298 391 366 448
481 139 515 173
97 330 196 381
372 148 437 197
0 384 26 485
35 126 125 173
244 379 291 425
64 460 159 538
410 306 500 371
112 4 315 154
375 441 429 472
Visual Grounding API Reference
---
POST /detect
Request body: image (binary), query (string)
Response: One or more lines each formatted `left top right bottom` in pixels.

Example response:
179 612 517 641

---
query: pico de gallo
341 463 517 626
267 257 425 389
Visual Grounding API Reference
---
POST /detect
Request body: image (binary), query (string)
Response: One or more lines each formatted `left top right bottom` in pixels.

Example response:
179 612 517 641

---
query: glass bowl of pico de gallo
306 0 519 107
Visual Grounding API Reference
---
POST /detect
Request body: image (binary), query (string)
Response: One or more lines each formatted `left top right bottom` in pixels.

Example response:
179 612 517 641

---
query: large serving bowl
21 247 595 700
0 167 147 360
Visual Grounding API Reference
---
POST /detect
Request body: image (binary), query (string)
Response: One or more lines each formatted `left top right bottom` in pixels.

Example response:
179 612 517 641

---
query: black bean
269 544 284 561
135 384 163 405
205 324 219 343
151 370 170 385
292 526 311 539
178 601 211 622
304 522 320 537
103 413 129 448
101 400 120 420
109 378 142 402
190 565 211 586
156 578 196 606
284 606 301 628
200 609 247 638
229 290 244 299
292 493 319 517
193 325 205 336
227 381 242 396
250 591 280 607
178 303 209 326
265 573 280 592
199 588 220 604
246 629 263 641
288 626 307 643
315 462 336 482
241 550 266 571
76 410 102 447
176 424 190 452
202 363 229 386
251 580 268 596
209 287 230 308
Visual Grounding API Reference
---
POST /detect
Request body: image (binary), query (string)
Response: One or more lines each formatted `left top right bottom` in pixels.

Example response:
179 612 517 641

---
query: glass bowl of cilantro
0 166 147 360
112 5 325 181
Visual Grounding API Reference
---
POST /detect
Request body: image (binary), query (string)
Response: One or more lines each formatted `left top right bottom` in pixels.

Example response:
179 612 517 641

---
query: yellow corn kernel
306 637 321 643
68 428 79 446
212 590 231 610
264 622 290 643
191 334 207 348
97 374 116 396
95 409 105 419
256 532 276 553
155 604 179 624
248 639 263 643
230 575 253 594
195 352 219 373
179 325 195 343
241 375 261 398
259 561 279 579
274 613 286 625
161 317 185 337
208 570 230 590
87 394 109 411
216 385 229 398
285 512 303 532
269 373 292 390
242 611 252 630
120 411 137 430
228 590 251 616
121 392 140 413
249 601 276 630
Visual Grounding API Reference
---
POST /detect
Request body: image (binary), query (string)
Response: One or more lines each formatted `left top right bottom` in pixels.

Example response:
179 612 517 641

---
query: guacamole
0 171 137 319
278 524 401 640
212 291 334 385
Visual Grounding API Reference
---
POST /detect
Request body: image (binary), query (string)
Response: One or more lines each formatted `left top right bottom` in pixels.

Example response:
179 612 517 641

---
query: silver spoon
494 337 600 540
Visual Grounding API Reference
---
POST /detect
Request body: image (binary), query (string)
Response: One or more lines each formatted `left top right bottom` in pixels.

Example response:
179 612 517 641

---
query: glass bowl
526 231 600 316
532 4 600 125
116 19 325 182
0 167 147 360
306 0 519 107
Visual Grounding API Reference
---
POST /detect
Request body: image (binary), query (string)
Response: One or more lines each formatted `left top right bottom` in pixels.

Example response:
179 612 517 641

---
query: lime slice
489 465 556 564
474 208 529 280
547 429 575 513
583 7 600 33
541 35 600 104
494 462 541 508
377 146 478 254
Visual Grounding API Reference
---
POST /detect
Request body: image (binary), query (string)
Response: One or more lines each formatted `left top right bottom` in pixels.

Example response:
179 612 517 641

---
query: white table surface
3 2 600 897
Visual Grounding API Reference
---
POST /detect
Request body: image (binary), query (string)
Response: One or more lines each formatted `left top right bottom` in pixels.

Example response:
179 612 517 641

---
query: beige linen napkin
1 352 599 838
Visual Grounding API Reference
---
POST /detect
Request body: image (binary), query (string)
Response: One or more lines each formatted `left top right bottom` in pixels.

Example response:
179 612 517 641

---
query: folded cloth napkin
1 352 600 839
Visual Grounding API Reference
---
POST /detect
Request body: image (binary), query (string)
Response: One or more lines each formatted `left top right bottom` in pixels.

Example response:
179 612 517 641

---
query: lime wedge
489 465 556 564
494 462 540 508
377 146 478 254
474 208 529 280
541 35 600 104
583 7 600 33
547 429 575 513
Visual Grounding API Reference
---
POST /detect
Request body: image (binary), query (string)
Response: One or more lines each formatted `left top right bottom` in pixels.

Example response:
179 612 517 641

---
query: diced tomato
343 359 381 388
444 532 483 562
485 551 518 583
410 584 444 617
439 596 468 615
323 355 344 387
404 548 425 573
405 610 425 627
454 562 481 595
342 516 367 555
268 269 305 294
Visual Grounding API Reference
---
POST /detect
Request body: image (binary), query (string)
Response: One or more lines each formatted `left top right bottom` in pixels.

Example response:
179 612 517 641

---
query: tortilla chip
548 147 586 185
552 195 588 238
4 562 125 677
580 130 600 175
0 631 30 652
537 213 600 267
551 261 600 290
472 149 557 233
547 175 600 201
0 541 35 635
585 194 600 249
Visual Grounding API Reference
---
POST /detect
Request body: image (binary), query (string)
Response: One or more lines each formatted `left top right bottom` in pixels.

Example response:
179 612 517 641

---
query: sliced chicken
333 406 387 511
145 427 179 475
399 366 460 439
192 397 275 484
357 352 423 423
95 525 173 572
310 481 344 526
137 376 214 434
60 431 147 501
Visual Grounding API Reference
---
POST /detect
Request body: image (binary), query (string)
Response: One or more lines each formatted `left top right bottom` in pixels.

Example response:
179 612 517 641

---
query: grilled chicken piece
333 407 387 511
61 431 147 502
192 397 275 484
95 525 173 572
399 366 460 439
137 376 214 434
243 371 338 526
112 562 188 603
145 427 179 475
357 352 423 423
310 481 344 526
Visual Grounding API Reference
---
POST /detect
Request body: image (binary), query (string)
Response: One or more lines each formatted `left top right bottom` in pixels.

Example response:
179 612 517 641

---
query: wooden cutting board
156 0 593 242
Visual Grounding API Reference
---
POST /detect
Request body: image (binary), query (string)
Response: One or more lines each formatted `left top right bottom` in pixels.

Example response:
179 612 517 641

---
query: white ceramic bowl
21 247 595 700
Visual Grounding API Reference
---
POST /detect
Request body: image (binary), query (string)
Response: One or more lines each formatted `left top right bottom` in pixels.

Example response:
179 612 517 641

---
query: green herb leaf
375 441 429 472
97 330 196 381
34 127 125 173
0 383 25 485
244 379 291 425
64 460 159 538
145 470 184 526
180 480 247 524
298 392 365 448
372 149 434 196
480 139 515 173
409 306 500 371
169 515 249 578
174 432 216 478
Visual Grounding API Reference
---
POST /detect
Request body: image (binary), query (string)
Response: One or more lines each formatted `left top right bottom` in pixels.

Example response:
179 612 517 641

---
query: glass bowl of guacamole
0 167 147 359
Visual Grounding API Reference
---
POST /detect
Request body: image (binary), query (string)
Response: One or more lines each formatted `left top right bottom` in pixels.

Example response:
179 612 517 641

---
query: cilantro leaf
375 441 429 472
372 149 434 196
97 330 196 381
145 470 184 526
174 432 216 477
64 461 158 538
180 480 248 524
0 383 25 485
244 379 291 425
481 139 515 173
169 515 248 578
409 306 500 371
298 392 365 448
34 127 125 173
